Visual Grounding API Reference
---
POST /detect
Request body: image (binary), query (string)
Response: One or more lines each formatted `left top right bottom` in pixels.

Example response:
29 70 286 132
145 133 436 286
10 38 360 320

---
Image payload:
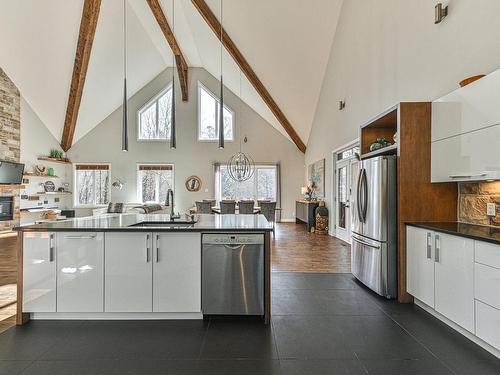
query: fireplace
0 197 13 221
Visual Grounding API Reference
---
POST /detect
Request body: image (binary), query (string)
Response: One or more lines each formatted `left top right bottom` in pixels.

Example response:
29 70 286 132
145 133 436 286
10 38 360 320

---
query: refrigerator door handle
361 168 368 222
356 168 364 223
352 236 380 249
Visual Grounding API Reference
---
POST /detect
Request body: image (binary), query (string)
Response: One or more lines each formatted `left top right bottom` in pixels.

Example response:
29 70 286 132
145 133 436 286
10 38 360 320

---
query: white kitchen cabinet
475 300 500 350
431 123 500 182
105 232 153 312
475 241 500 270
153 233 201 312
475 263 500 310
23 232 56 312
434 233 475 333
56 232 104 312
431 68 500 142
406 226 435 308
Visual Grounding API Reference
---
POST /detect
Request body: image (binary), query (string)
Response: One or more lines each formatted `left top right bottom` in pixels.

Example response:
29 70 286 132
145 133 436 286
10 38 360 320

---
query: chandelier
227 149 255 182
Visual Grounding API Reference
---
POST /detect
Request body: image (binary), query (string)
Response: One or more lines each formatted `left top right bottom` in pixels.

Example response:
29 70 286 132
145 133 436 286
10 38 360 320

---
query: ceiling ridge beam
146 0 189 101
191 0 306 153
61 0 102 152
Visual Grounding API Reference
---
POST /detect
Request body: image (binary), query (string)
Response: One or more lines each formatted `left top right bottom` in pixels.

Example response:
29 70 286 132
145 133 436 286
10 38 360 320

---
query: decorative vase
47 167 54 176
315 201 329 235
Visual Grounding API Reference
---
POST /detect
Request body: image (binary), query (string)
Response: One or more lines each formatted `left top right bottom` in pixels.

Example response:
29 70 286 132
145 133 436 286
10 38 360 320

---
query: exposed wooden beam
61 0 101 151
191 0 306 153
146 0 189 101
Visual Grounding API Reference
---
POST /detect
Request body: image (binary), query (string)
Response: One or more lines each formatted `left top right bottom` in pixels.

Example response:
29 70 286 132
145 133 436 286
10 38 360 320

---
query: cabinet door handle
426 232 432 259
449 173 487 179
434 234 440 263
156 234 160 263
64 235 96 239
146 234 150 263
49 234 54 262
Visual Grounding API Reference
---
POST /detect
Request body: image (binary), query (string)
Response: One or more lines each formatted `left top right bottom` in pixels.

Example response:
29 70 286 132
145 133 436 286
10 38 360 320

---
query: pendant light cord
123 0 127 83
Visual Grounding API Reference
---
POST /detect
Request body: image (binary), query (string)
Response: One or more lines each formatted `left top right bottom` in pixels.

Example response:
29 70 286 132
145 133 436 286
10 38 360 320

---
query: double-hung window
137 164 174 204
137 85 173 140
74 164 111 207
216 164 278 202
198 82 234 141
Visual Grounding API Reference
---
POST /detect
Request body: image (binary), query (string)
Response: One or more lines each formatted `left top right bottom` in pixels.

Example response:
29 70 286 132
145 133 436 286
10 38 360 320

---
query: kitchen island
15 214 273 325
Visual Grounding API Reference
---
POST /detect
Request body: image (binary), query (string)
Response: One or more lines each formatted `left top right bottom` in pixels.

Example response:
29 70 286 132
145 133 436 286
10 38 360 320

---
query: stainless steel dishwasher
202 233 264 316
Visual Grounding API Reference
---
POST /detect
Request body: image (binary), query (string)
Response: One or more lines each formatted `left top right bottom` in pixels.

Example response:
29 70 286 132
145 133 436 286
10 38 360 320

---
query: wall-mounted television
0 160 25 184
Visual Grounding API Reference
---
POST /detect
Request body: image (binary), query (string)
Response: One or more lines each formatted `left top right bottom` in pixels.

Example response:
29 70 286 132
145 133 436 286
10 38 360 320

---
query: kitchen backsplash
459 181 500 226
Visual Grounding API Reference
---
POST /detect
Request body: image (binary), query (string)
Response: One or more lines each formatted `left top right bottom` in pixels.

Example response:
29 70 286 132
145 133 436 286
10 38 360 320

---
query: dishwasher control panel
202 234 264 245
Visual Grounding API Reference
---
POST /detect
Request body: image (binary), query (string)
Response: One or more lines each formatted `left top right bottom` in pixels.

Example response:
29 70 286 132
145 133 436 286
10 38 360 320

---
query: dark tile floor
1 273 500 374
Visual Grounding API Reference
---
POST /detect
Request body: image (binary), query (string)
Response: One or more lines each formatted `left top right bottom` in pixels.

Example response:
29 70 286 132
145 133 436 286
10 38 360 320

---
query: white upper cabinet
56 232 104 312
431 68 500 182
431 124 500 182
432 69 500 141
23 232 57 312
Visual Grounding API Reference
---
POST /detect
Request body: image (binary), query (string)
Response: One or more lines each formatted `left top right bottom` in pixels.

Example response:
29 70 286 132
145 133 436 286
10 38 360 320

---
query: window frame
197 81 235 142
136 83 173 142
216 164 278 202
136 163 175 204
73 163 112 208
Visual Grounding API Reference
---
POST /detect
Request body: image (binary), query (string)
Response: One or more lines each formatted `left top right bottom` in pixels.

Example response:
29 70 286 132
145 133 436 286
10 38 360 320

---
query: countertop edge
406 222 500 245
14 227 273 233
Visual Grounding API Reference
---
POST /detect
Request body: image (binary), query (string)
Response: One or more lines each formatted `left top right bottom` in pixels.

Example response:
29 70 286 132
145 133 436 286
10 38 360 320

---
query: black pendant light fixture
121 0 128 152
218 0 224 149
170 0 176 149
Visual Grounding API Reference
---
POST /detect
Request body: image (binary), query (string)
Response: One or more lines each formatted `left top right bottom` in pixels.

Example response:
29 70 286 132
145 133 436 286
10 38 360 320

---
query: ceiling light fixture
227 70 255 182
218 0 224 149
121 0 128 152
170 0 177 149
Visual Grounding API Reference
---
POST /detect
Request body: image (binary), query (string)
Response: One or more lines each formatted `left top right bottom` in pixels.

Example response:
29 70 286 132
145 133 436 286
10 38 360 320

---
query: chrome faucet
165 189 180 220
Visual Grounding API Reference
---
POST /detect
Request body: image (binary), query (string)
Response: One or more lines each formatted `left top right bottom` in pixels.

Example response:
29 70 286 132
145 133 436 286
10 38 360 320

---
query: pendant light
170 0 176 149
121 0 128 152
227 70 255 182
218 0 224 149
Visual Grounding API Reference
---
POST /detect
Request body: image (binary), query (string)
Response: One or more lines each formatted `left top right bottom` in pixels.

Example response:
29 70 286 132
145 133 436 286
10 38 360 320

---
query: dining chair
257 199 271 207
220 200 236 214
238 200 255 214
203 199 216 208
195 201 213 214
260 201 277 235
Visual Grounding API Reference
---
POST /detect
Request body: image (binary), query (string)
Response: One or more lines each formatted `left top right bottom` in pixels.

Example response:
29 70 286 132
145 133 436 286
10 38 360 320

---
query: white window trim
197 81 235 142
137 83 173 142
136 163 175 204
216 164 277 202
73 163 111 208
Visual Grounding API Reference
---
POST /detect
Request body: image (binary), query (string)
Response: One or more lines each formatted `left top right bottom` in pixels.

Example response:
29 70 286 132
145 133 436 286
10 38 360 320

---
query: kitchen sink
129 221 195 229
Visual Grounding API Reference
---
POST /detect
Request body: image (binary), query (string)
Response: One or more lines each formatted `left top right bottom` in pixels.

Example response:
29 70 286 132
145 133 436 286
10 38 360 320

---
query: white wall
20 97 72 216
306 0 500 214
67 67 305 219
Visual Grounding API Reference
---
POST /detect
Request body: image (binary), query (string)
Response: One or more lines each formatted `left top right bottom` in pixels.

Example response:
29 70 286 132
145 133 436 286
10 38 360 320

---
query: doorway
332 141 359 243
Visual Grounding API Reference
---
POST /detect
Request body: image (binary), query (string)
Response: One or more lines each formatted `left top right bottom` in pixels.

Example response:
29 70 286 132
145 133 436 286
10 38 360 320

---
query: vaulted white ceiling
0 0 342 147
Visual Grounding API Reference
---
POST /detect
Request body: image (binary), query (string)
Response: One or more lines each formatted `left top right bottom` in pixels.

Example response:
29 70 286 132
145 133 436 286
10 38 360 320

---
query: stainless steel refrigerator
351 155 397 299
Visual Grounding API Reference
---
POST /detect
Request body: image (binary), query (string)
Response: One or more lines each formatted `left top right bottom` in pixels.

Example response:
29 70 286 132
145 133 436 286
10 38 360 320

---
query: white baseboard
415 299 500 359
279 219 295 223
31 312 203 320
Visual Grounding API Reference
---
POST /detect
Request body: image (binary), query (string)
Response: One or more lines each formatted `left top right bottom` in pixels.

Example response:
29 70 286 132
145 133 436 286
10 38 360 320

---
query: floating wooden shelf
360 144 398 160
23 174 60 179
34 191 72 196
20 208 60 215
37 156 72 165
0 184 25 189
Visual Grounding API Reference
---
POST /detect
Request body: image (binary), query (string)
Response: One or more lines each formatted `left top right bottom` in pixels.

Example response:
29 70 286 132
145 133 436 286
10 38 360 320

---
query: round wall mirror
185 176 202 192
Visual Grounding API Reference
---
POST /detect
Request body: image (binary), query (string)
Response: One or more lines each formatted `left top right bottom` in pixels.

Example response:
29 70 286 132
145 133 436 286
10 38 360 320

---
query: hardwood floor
0 232 17 332
272 222 351 273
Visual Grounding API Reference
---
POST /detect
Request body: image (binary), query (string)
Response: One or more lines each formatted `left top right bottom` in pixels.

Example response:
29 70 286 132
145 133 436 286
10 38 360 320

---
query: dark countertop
406 222 500 245
15 213 273 232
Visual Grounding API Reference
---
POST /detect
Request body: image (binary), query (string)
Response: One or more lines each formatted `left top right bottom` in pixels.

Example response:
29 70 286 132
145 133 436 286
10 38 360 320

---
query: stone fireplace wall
0 67 21 231
459 181 500 227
